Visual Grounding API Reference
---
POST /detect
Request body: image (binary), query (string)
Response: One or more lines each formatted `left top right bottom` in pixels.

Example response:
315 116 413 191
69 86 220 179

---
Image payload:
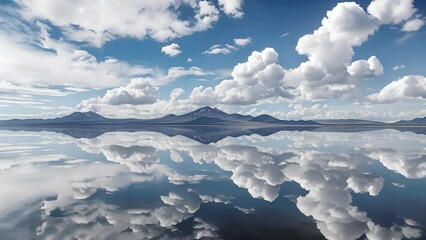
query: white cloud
0 81 69 97
193 218 219 239
75 66 208 110
368 0 416 25
170 88 185 101
366 221 422 240
368 75 426 103
233 37 252 47
280 32 290 37
187 58 193 62
190 48 288 105
73 0 426 118
203 44 233 55
402 18 425 32
347 174 384 196
392 182 405 188
0 81 78 108
364 148 426 179
161 43 182 57
161 192 201 214
152 66 207 85
347 56 384 79
64 87 91 92
234 206 255 214
14 0 221 47
99 79 159 105
218 0 244 18
393 65 405 71
284 2 380 100
286 103 329 119
203 37 251 55
0 20 152 89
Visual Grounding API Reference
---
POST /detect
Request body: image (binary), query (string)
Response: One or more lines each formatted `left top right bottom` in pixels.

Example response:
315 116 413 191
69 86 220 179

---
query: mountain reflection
0 130 425 240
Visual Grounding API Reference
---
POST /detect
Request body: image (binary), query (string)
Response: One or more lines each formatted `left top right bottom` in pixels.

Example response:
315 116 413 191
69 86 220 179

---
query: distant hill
393 117 426 125
0 111 113 126
249 114 280 123
1 107 425 127
0 106 318 126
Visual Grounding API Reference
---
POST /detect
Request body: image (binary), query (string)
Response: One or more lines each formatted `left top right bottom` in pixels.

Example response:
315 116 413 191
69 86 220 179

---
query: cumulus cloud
73 0 424 118
14 0 221 47
364 148 426 179
366 221 422 240
284 2 381 100
161 43 182 57
195 0 418 105
402 18 425 32
161 191 202 214
368 75 426 103
193 218 219 239
347 174 384 196
347 56 384 79
100 79 159 105
74 66 207 114
234 37 252 47
218 0 244 18
190 48 288 105
368 0 416 25
75 48 287 117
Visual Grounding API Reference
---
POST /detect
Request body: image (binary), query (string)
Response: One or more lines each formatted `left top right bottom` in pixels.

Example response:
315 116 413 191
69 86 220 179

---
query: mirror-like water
0 129 425 240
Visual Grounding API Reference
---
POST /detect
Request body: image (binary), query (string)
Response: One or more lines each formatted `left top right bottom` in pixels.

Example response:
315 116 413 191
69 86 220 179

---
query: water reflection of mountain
0 130 425 239
1 125 425 144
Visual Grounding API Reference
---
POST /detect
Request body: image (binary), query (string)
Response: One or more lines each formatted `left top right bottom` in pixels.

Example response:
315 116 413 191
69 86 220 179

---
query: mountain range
0 106 425 127
0 106 318 126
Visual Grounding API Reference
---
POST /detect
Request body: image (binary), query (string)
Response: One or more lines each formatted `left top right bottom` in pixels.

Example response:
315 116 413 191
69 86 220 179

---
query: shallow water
0 129 425 240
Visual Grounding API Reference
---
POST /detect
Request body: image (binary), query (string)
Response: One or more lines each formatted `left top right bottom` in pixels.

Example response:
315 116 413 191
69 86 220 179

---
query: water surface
0 129 425 240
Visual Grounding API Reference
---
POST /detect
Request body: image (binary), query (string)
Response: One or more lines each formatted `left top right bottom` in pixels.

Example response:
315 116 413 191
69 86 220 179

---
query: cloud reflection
0 129 424 239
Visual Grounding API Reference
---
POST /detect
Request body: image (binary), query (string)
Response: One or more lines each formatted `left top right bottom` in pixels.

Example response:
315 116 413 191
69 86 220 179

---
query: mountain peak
250 114 280 123
60 111 106 121
189 106 224 116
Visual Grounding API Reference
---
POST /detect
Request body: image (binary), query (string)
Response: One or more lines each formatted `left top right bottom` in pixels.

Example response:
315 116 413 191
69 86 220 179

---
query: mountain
2 107 424 127
1 109 425 142
249 114 280 123
393 117 426 125
56 111 107 122
176 106 252 123
0 106 317 126
121 106 318 126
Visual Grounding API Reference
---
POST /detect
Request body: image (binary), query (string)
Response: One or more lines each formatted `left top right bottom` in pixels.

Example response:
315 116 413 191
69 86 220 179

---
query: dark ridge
394 117 426 125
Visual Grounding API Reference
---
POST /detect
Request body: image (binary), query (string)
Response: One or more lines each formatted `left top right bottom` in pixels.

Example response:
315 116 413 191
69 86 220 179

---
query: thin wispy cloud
280 32 289 37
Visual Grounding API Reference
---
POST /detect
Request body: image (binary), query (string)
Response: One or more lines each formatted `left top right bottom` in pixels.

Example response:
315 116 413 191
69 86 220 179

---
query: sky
0 0 425 121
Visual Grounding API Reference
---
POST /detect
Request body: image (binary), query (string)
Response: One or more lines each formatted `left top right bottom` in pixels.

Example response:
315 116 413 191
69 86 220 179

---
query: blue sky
0 0 425 121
